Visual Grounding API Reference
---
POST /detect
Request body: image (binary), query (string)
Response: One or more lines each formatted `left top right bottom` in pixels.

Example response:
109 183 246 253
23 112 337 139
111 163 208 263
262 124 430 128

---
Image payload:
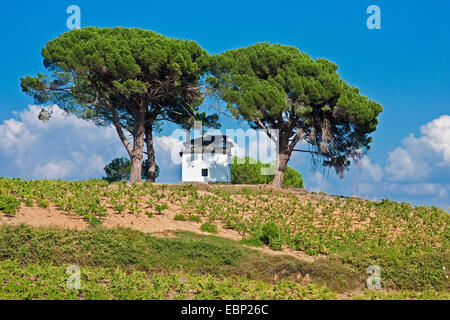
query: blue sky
0 0 449 210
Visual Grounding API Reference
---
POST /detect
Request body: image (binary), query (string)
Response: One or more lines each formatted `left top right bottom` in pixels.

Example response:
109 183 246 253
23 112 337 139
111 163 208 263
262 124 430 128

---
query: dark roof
180 135 235 155
182 135 233 148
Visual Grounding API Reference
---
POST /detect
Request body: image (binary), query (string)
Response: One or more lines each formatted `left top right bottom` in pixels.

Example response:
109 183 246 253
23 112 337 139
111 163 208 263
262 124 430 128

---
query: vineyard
0 178 449 299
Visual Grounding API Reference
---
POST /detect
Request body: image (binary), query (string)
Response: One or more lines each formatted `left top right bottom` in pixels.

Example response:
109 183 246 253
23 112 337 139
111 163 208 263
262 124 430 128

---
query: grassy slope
0 259 340 300
0 226 339 300
0 225 448 300
0 178 449 299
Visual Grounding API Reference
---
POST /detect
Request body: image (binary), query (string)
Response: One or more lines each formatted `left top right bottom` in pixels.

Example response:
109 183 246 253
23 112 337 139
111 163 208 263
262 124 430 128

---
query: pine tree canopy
208 43 383 176
21 27 213 129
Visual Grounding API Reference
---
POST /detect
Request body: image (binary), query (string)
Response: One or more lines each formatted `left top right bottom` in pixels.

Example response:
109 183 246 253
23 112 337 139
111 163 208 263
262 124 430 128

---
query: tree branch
255 117 279 145
104 100 133 156
292 149 321 154
206 104 245 120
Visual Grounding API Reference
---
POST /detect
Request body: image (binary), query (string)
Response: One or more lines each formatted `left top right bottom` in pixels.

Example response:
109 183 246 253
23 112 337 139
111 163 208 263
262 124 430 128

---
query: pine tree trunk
129 119 145 183
129 151 143 183
271 151 291 188
145 125 157 182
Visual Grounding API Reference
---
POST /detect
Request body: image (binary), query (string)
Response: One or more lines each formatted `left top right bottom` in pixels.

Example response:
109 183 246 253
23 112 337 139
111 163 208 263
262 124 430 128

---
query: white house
180 135 235 183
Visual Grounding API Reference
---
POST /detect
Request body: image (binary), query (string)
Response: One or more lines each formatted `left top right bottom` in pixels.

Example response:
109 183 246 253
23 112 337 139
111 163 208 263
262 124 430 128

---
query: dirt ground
0 204 316 262
0 204 241 238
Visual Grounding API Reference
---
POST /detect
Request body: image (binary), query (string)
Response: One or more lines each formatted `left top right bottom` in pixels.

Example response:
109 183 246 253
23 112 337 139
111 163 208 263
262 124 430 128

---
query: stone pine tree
21 27 217 183
208 43 382 187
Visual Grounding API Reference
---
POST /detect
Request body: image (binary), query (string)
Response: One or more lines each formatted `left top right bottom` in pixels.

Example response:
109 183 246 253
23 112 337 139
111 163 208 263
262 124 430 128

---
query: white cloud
154 135 184 167
385 135 431 181
0 105 125 179
385 115 450 181
387 182 447 197
420 115 450 164
307 172 329 192
356 156 383 182
0 105 193 182
312 114 450 209
32 161 75 179
0 118 36 155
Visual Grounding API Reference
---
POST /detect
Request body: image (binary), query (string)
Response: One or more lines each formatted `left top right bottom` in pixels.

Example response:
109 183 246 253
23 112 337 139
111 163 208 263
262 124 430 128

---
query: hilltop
0 179 448 300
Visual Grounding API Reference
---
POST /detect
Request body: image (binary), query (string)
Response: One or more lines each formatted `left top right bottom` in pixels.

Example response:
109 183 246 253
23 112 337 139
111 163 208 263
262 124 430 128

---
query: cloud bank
0 105 183 182
307 115 450 210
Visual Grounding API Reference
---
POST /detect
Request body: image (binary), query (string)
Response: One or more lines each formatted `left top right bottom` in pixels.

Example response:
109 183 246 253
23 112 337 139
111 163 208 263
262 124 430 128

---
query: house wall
181 153 231 183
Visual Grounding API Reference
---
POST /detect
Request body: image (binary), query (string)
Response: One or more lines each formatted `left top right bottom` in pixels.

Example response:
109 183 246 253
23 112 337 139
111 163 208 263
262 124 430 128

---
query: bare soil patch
0 204 241 239
0 203 317 262
0 205 88 230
